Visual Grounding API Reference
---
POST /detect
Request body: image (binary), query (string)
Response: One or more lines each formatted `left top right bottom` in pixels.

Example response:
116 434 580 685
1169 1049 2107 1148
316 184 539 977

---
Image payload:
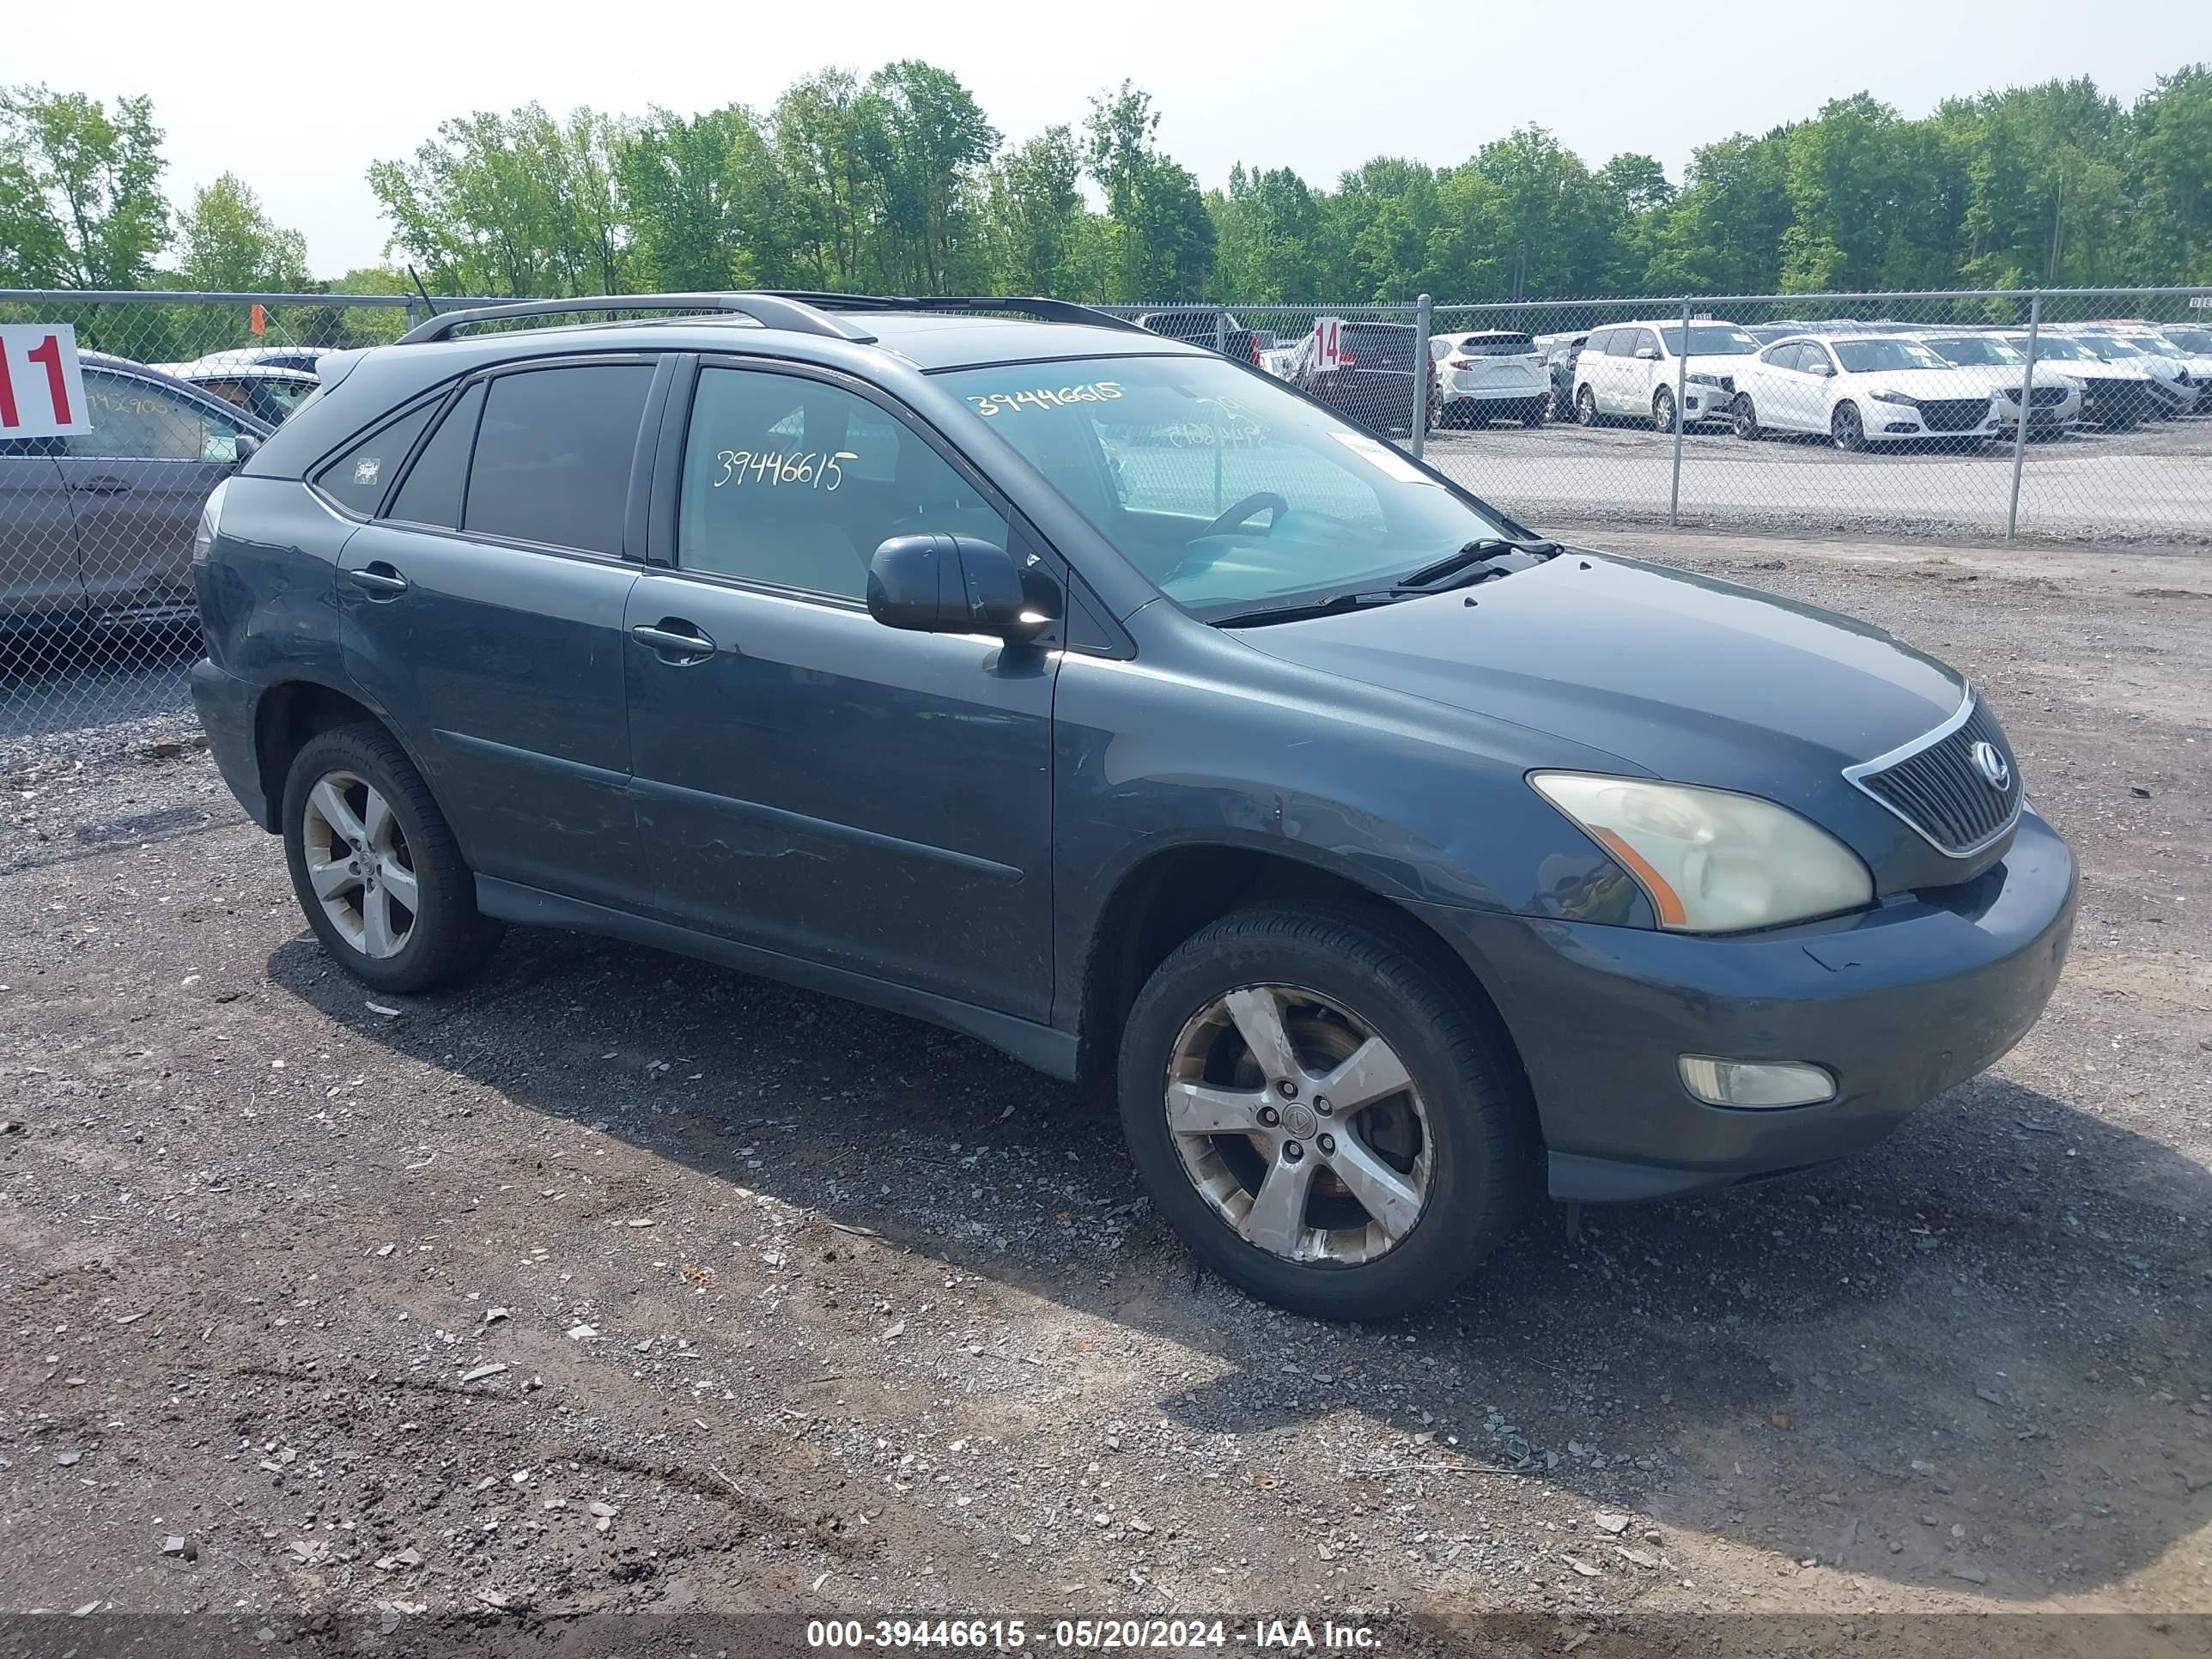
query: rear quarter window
314 400 441 515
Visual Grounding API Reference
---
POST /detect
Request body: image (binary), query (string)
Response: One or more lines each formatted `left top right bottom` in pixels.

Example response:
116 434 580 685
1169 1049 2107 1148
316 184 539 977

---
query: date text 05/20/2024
806 1617 1382 1650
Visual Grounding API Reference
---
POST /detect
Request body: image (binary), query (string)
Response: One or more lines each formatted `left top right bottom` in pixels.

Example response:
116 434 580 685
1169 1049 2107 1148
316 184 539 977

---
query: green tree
617 104 782 289
866 61 999 292
174 172 310 290
771 70 887 289
0 85 168 287
985 126 1084 294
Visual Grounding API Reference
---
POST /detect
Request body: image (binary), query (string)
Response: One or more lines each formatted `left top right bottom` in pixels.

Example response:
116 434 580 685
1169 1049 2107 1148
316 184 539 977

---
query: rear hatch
1443 334 1544 398
1317 325 1425 431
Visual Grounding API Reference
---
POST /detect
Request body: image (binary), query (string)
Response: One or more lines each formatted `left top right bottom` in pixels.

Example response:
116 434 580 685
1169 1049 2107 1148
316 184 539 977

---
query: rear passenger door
0 438 82 622
623 356 1059 1021
330 356 660 908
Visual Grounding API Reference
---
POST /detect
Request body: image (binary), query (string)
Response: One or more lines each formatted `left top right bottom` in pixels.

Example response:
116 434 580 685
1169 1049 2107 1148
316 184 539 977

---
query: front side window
678 367 1007 600
464 364 654 556
937 355 1514 617
67 372 241 462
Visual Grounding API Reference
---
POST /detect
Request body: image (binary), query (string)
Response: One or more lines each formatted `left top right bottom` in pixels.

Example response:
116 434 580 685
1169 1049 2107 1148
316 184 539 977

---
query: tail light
1250 340 1263 365
1447 358 1476 369
191 478 231 566
1338 352 1358 368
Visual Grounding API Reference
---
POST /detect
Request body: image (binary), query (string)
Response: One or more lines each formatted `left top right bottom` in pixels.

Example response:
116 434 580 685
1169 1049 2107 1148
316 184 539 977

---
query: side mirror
1634 346 1660 361
235 432 262 462
867 535 1060 643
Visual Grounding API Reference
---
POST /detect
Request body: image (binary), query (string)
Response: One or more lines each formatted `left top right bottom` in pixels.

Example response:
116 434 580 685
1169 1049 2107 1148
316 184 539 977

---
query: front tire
1731 395 1761 441
282 723 498 995
1116 908 1534 1321
1652 386 1679 433
1832 400 1868 452
1574 385 1598 427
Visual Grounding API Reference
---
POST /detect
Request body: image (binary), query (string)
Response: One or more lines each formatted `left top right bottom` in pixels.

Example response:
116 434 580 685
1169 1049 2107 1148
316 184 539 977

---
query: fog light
1679 1055 1836 1109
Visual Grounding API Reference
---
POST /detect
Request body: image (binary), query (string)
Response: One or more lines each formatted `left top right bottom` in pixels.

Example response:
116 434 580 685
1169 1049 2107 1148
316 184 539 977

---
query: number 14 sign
0 324 94 439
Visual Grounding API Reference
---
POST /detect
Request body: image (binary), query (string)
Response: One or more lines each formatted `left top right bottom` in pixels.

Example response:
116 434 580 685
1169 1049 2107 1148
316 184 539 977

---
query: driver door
623 359 1060 1020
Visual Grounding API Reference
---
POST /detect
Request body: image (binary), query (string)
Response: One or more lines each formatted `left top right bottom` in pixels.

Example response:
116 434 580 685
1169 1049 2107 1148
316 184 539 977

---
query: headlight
1687 372 1724 387
1866 387 1918 406
1528 774 1875 933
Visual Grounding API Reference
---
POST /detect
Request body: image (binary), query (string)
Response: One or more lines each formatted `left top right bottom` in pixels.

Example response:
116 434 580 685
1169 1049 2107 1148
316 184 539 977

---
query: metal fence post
2005 293 2042 539
1213 308 1226 356
1410 293 1433 460
1668 301 1691 526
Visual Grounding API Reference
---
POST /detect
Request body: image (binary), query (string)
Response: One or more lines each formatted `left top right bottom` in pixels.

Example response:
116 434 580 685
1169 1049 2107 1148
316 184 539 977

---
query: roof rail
759 293 1151 335
394 292 878 347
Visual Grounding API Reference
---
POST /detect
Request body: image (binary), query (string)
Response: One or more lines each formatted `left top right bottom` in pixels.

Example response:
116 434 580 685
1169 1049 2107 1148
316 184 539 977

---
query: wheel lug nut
1315 1097 1333 1116
1316 1133 1335 1156
1277 1079 1298 1100
1283 1141 1304 1164
1257 1105 1280 1127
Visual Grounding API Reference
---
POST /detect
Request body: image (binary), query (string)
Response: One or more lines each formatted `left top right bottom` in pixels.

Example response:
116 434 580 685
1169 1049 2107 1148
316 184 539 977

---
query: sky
11 0 2209 281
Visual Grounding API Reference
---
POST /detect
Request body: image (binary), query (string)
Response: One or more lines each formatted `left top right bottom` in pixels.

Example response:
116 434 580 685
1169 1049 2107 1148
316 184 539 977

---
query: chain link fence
0 289 489 771
2 284 2208 770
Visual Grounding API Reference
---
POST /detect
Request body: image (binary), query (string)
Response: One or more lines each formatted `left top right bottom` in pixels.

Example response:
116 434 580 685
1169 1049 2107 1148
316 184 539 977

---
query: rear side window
464 364 654 556
386 381 485 530
315 400 440 514
1586 329 1617 356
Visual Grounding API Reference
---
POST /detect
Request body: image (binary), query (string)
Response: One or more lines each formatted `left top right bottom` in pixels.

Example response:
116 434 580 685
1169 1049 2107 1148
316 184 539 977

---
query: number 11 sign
0 324 94 440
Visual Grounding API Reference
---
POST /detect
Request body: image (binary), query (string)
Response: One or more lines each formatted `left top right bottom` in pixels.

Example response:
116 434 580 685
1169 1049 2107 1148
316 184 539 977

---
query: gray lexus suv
189 293 2076 1319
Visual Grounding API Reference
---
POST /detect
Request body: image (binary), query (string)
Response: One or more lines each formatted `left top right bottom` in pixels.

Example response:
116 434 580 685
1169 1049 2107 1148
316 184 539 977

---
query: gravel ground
0 531 2208 1657
1425 415 2212 545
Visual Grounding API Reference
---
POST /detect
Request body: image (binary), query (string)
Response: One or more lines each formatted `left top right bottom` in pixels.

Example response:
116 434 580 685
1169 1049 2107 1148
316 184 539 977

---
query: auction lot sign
0 323 94 440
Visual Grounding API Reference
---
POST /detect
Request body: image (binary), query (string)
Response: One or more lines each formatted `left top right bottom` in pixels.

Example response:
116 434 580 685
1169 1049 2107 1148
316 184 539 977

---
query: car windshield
2010 335 2093 361
2081 337 2143 359
1832 338 1948 373
1657 325 1758 356
2166 327 2212 353
1926 337 2023 366
937 356 1515 618
2124 335 2184 359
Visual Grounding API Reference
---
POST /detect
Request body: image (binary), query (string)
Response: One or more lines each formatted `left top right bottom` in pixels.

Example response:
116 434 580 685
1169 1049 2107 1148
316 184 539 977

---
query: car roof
1448 330 1534 340
176 362 320 382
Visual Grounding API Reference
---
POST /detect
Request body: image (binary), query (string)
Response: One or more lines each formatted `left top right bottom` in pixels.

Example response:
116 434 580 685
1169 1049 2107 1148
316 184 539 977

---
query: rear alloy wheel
1652 386 1679 433
1731 395 1761 441
282 723 498 994
1832 400 1868 452
1575 385 1598 426
1118 908 1532 1320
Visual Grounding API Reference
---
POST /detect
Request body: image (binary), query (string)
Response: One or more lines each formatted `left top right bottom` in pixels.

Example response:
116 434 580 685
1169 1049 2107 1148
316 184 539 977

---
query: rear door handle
71 475 131 495
347 563 410 599
631 619 715 662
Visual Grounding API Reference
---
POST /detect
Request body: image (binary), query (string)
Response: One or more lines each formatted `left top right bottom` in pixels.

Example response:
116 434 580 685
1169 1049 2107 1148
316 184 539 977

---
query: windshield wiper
1210 590 1401 629
1396 537 1560 588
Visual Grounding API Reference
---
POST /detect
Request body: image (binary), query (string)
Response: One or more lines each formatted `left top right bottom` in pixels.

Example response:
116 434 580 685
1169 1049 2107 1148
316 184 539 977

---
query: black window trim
307 386 461 521
648 351 1076 635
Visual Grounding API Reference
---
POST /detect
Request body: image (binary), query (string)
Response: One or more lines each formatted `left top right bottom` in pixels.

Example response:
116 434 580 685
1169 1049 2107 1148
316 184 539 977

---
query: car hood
1684 353 1757 378
1236 553 1965 812
1942 364 2081 392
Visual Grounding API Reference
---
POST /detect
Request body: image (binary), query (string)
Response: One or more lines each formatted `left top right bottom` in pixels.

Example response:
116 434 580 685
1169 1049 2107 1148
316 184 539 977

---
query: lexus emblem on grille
1970 740 2011 791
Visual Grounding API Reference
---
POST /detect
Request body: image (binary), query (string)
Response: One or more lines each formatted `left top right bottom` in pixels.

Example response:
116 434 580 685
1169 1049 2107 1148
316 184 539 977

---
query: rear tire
281 723 499 995
1574 385 1598 427
1116 907 1534 1321
1832 400 1868 452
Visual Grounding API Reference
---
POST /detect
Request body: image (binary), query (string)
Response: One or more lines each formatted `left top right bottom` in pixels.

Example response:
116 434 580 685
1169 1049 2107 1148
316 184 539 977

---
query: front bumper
190 658 275 831
1413 808 2077 1201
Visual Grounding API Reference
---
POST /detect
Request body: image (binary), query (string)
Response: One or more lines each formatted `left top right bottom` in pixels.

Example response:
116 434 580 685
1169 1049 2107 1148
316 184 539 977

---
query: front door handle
71 475 131 495
631 619 715 662
347 563 410 599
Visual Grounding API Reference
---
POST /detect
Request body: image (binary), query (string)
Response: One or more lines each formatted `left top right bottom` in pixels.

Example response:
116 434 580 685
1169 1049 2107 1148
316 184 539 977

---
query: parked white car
1571 319 1760 431
1426 331 1548 427
1911 333 2082 435
2057 331 2198 416
2156 322 2212 388
1730 333 2003 449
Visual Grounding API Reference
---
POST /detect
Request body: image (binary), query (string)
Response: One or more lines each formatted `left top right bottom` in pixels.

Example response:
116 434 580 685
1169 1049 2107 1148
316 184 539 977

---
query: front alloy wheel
1117 907 1533 1319
1166 984 1430 1265
1652 386 1679 432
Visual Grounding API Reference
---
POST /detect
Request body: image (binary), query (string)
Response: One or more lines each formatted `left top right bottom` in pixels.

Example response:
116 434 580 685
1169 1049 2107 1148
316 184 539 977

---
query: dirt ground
1 530 2207 1658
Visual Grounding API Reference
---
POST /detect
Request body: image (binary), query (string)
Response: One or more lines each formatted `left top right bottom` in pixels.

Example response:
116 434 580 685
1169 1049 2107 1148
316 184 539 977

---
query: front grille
2004 386 2069 407
1850 696 2023 857
1919 398 1992 432
1717 375 1735 394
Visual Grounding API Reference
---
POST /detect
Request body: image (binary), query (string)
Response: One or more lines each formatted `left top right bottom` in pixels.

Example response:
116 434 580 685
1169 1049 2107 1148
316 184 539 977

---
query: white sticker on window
1329 430 1433 485
353 458 381 485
